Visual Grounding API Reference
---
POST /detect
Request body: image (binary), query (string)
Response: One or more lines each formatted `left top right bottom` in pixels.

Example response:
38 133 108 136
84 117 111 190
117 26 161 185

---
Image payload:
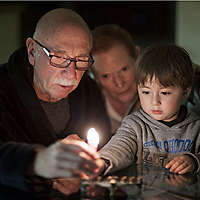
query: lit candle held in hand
87 128 99 152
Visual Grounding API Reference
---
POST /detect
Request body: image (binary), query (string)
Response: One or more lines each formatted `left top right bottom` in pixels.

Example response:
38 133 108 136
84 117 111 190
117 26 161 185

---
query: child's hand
165 173 194 187
165 155 196 174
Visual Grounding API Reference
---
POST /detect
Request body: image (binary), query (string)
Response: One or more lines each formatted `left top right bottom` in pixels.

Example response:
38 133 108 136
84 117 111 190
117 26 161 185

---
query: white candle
87 128 99 151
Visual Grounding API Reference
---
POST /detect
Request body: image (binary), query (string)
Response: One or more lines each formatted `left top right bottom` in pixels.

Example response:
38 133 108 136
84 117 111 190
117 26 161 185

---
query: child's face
138 76 188 122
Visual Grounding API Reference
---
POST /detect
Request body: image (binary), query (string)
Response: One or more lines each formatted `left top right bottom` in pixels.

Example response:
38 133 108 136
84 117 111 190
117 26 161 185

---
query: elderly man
0 8 107 196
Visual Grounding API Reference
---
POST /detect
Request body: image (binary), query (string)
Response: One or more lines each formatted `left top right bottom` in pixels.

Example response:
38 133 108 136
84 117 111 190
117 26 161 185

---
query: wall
0 4 25 63
0 2 200 65
175 2 200 65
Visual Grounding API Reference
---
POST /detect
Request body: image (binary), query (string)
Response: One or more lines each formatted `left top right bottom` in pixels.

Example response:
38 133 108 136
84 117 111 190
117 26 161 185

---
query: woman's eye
122 66 128 72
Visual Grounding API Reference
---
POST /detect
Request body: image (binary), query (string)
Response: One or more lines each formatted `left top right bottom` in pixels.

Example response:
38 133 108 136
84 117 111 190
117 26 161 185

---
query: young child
99 44 200 175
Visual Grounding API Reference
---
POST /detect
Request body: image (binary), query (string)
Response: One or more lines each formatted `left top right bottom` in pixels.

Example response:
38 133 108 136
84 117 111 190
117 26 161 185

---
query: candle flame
87 128 99 149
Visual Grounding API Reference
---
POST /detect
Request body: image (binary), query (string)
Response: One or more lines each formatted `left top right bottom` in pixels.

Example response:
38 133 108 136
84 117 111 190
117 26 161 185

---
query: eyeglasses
33 38 94 71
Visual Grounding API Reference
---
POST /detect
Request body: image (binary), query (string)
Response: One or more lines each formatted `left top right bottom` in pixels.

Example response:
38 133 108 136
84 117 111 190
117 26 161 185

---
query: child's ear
135 45 140 58
183 87 192 99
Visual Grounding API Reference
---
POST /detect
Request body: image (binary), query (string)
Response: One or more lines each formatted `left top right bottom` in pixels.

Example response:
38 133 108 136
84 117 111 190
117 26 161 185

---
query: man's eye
102 74 109 79
52 55 62 58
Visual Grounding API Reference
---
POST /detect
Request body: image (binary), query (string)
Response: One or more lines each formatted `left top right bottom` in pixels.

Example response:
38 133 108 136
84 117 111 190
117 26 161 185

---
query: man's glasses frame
32 38 94 71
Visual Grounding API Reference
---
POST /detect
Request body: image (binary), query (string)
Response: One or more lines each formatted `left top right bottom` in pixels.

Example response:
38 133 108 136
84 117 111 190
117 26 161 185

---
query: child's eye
161 92 171 95
142 91 149 94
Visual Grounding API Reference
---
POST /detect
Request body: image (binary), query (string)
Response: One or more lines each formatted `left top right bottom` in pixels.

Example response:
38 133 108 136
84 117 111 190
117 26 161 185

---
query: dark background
0 2 175 50
19 1 175 49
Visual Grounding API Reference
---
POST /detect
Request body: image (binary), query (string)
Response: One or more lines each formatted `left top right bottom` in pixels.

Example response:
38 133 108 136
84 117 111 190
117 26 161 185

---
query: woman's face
93 45 137 103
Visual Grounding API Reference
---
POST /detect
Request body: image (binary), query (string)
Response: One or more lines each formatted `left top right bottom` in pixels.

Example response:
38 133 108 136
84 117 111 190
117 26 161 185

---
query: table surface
1 163 200 200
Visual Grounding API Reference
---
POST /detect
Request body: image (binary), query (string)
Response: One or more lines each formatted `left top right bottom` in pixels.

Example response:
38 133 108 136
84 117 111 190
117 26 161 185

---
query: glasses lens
50 55 93 70
76 61 89 68
77 57 94 70
51 56 68 66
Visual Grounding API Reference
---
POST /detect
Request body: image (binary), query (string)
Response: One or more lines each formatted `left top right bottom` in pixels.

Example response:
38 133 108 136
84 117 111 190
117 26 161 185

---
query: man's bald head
33 8 92 43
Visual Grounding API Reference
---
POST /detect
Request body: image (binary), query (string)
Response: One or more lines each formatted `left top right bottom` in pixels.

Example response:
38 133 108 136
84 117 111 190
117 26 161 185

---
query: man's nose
62 61 77 80
113 73 125 88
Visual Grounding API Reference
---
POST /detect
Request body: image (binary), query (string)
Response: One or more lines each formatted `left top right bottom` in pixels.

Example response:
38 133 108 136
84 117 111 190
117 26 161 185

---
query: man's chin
50 91 72 102
52 85 77 101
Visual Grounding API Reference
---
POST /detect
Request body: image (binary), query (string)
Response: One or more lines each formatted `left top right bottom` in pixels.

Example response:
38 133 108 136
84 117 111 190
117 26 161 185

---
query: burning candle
87 128 99 152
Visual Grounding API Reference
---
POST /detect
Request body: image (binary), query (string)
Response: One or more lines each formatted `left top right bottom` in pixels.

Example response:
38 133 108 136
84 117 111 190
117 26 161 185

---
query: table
0 163 200 200
81 163 200 200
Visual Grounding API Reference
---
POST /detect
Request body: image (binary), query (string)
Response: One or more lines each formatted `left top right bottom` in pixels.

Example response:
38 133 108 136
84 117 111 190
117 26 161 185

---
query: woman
91 24 140 134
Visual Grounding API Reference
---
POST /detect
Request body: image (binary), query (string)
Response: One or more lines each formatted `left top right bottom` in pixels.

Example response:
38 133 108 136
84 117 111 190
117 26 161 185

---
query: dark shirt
0 47 111 192
39 97 70 135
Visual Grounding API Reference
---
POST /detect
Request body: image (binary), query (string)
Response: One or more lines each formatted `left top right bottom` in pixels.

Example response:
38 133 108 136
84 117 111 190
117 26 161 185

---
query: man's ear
26 37 35 66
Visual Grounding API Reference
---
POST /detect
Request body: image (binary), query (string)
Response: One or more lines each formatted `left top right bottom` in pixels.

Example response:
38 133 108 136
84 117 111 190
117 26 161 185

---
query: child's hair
92 24 138 59
135 44 194 90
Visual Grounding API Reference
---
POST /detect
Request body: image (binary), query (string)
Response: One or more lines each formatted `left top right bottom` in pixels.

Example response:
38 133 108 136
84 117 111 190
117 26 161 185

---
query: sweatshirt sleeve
98 116 138 174
187 153 200 173
184 125 200 174
0 142 37 191
194 153 200 173
191 131 200 173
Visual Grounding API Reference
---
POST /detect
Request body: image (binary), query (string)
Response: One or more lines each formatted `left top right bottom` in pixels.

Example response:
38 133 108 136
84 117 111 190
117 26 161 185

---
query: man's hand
63 134 83 142
33 139 103 179
52 178 80 195
165 155 196 174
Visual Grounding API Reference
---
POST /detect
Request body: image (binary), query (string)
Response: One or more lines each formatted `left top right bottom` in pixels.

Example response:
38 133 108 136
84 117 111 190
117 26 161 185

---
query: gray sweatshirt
99 108 200 174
